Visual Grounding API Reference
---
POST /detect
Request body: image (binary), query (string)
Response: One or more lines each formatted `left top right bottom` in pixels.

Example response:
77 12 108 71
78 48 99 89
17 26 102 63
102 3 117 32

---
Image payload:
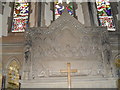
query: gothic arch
6 56 21 73
114 53 120 60
114 53 120 66
5 56 21 89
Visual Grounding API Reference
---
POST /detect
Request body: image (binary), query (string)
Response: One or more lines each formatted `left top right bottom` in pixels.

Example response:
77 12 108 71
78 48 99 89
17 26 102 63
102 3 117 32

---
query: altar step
21 77 117 88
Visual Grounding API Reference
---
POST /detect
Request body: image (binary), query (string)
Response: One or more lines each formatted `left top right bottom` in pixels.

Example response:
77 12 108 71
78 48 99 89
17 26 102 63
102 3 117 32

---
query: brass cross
60 63 77 88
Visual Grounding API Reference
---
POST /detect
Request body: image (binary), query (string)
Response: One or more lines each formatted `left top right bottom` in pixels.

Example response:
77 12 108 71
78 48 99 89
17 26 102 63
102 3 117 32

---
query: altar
21 11 117 88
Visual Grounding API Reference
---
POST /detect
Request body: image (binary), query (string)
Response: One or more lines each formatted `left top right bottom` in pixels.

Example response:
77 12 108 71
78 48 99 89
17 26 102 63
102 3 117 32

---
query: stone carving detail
24 12 112 79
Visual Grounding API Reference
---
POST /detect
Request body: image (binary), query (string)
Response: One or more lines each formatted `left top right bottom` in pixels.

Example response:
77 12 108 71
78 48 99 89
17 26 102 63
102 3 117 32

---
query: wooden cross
60 63 77 88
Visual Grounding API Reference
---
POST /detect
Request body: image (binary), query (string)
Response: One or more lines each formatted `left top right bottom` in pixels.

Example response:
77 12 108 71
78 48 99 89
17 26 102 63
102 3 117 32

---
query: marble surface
21 77 117 88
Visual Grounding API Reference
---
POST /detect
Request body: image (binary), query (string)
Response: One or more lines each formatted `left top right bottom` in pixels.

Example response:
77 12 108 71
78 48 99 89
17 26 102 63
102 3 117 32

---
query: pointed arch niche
6 59 20 89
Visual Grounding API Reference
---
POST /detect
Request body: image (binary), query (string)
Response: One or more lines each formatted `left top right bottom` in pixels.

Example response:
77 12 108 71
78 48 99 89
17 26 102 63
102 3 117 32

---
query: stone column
88 2 99 26
110 2 119 31
0 2 2 87
29 2 36 27
117 6 120 84
0 36 1 88
45 2 53 27
0 1 2 37
118 1 120 31
29 2 40 27
40 2 46 27
76 2 85 25
37 2 41 27
81 2 91 26
2 2 11 36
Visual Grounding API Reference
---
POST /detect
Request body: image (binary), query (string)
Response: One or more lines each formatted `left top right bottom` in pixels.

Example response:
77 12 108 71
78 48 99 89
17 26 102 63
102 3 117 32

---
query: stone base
21 77 117 88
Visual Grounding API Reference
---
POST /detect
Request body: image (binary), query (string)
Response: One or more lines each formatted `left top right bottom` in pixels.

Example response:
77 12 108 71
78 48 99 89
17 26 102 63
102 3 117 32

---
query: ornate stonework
23 11 113 80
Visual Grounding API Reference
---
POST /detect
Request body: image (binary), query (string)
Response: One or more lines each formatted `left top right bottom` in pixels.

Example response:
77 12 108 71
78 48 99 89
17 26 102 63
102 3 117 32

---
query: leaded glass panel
54 1 74 19
96 0 115 31
12 0 29 32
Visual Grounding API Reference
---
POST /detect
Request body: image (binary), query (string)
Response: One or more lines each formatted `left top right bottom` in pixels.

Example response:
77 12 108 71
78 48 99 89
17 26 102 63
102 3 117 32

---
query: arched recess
114 53 120 67
5 57 21 89
114 53 120 88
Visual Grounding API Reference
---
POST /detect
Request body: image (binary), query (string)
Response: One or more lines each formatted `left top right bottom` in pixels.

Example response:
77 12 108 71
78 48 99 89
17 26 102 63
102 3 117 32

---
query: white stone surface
0 14 2 37
76 2 85 24
0 1 2 37
2 2 11 36
29 2 36 27
21 77 117 88
45 3 53 26
118 2 120 20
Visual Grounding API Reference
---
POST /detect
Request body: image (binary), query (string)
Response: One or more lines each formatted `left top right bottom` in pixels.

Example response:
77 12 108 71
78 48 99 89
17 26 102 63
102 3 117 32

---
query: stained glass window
96 0 115 31
12 0 29 32
54 1 74 19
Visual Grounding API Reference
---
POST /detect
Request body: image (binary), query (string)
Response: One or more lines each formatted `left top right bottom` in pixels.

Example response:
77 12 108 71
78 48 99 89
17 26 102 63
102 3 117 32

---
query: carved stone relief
23 12 112 79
